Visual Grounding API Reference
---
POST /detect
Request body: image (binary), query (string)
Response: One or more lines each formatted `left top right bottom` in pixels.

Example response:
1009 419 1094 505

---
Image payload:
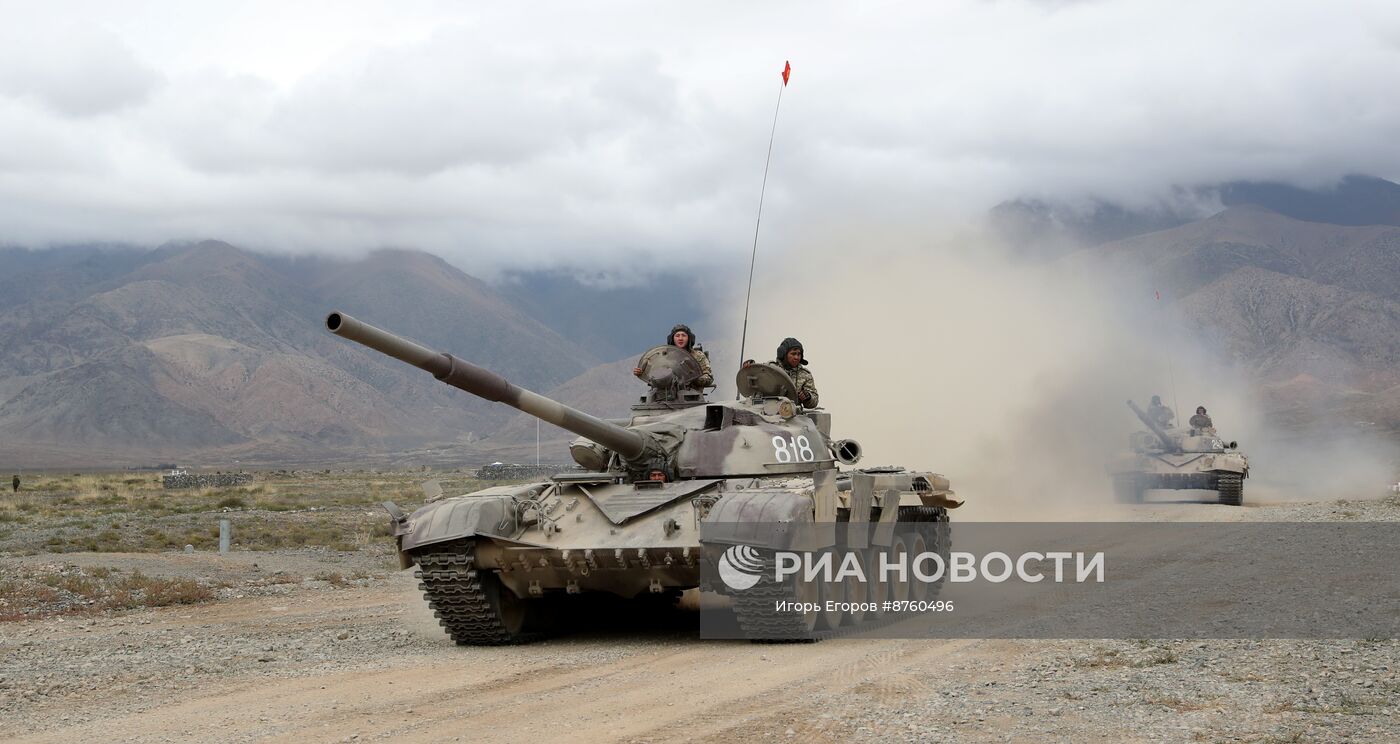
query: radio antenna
737 60 791 375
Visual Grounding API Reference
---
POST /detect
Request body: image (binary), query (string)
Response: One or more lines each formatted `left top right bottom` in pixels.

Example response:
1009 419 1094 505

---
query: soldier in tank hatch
1146 395 1174 427
776 337 818 408
635 323 713 391
1189 406 1214 432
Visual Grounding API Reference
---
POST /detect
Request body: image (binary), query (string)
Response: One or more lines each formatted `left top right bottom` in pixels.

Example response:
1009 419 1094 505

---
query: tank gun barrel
1126 399 1179 453
326 312 647 460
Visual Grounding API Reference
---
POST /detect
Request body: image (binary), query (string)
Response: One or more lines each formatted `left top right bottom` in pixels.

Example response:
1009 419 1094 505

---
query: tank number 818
772 435 816 463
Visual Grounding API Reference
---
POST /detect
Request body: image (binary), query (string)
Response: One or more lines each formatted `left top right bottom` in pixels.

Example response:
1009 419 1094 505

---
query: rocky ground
0 496 1397 743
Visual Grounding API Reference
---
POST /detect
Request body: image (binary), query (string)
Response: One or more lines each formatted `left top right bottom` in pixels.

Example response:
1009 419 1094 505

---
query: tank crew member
776 337 819 408
635 324 713 390
1189 406 1214 431
1147 395 1174 427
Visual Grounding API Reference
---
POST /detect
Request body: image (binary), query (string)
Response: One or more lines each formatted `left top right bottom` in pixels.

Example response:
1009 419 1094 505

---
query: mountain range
0 242 675 468
5 174 1400 467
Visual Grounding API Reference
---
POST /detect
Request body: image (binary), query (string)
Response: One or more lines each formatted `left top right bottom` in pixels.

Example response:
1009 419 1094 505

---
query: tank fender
702 490 831 551
399 495 518 554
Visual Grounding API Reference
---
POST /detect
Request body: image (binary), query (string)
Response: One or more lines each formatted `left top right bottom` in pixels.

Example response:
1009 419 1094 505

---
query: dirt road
3 498 1398 743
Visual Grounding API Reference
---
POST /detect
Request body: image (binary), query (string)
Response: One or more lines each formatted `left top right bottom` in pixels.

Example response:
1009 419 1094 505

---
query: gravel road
2 497 1397 743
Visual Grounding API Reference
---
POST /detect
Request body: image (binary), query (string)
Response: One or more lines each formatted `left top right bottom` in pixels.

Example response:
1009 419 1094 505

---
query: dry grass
0 565 218 621
0 469 501 554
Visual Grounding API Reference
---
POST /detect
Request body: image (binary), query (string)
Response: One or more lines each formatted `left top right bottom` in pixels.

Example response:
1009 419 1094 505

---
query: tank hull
393 468 959 644
1106 451 1249 506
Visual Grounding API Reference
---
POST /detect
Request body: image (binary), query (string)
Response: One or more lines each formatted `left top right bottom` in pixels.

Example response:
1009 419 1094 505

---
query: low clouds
0 23 161 117
2 1 1400 269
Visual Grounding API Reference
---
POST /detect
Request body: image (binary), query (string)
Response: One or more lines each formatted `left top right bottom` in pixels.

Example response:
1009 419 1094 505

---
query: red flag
1154 290 1161 301
782 61 791 86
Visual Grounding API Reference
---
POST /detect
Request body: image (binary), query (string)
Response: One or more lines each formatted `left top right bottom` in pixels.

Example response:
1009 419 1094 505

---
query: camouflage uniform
667 324 713 391
788 365 819 408
690 348 714 389
776 337 819 408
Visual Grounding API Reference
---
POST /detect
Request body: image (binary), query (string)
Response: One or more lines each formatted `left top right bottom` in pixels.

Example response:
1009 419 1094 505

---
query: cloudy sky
1 0 1398 270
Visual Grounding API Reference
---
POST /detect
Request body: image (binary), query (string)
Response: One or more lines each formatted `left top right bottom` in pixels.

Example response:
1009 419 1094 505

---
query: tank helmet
1151 395 1162 405
1196 406 1207 414
777 337 808 366
667 324 695 350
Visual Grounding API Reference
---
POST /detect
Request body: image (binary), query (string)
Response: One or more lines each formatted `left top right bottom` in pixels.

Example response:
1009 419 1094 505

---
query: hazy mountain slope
1179 266 1400 427
992 174 1400 253
1092 207 1400 301
495 269 706 361
0 242 607 466
1076 208 1400 430
314 250 595 391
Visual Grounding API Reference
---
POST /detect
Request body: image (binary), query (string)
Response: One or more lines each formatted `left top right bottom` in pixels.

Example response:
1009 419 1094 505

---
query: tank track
732 569 820 643
413 538 538 645
1216 473 1244 506
730 505 950 642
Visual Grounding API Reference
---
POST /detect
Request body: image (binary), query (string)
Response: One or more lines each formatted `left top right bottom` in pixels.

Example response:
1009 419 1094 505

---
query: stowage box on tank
327 312 963 643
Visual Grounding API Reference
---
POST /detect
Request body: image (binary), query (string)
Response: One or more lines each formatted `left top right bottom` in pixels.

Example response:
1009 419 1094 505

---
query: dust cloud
705 225 1396 519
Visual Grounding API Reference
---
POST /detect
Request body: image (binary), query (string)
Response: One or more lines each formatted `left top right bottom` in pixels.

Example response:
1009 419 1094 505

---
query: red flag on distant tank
782 61 791 86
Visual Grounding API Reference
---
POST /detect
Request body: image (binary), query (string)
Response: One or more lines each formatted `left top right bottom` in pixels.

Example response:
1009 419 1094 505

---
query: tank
326 311 962 643
1106 399 1250 506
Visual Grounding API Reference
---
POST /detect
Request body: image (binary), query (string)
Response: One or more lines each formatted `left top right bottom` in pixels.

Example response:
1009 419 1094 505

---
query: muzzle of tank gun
829 438 863 465
326 311 648 461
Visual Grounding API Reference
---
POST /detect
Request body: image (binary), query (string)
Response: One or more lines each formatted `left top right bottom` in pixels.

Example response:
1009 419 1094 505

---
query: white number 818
772 435 816 463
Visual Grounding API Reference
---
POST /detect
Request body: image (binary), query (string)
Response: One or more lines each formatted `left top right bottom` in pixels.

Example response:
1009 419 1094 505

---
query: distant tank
1107 399 1249 506
326 312 962 643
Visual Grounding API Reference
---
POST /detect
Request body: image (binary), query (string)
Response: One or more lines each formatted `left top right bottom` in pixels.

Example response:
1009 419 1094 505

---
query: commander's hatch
634 344 708 409
736 362 798 401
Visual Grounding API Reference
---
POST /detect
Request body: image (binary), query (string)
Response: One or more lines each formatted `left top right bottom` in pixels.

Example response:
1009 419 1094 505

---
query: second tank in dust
1106 399 1249 505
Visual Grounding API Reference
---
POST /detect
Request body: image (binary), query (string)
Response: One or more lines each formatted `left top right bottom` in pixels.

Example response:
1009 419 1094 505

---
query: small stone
784 729 796 737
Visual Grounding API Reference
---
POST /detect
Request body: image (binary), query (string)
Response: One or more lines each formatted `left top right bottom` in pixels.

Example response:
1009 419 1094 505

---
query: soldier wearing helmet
1146 394 1174 427
1189 406 1214 432
635 324 713 391
776 337 818 408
